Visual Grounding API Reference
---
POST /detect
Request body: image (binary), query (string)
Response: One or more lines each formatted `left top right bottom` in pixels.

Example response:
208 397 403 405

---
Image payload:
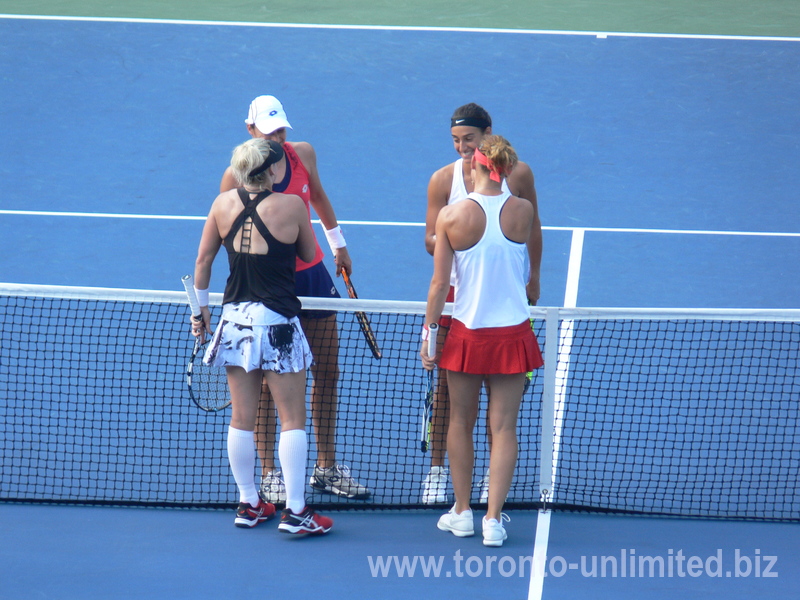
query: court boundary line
2 210 799 238
528 230 583 600
1 14 799 42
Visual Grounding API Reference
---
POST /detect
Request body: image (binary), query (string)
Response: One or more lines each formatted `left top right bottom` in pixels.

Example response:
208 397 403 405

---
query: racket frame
181 275 230 412
420 322 438 452
341 271 382 360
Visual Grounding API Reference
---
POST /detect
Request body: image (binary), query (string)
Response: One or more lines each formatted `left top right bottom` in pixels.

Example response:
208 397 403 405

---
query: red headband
474 148 504 182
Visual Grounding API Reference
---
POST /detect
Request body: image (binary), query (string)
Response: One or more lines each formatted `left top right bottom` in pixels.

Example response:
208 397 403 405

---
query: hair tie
474 147 504 182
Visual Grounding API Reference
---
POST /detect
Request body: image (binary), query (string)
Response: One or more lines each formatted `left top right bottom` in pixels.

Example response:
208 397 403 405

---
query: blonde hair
230 138 274 188
477 135 518 178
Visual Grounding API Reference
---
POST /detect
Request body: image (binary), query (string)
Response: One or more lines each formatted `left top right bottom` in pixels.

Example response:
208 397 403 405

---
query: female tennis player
422 135 543 547
220 96 370 503
421 103 543 505
192 138 332 535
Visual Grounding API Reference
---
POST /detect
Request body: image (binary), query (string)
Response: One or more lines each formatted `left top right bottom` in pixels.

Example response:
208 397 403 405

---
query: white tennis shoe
422 466 449 504
482 513 510 547
437 505 474 537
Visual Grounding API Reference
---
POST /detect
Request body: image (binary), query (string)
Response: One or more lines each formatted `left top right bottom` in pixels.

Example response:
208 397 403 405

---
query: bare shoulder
207 188 240 225
269 191 305 214
507 193 534 217
428 162 456 206
220 166 238 193
213 188 240 208
508 159 534 186
440 196 478 224
507 160 537 207
287 141 316 165
429 162 455 189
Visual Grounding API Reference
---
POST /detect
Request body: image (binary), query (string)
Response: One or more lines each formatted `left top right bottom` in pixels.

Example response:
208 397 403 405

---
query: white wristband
421 325 430 341
194 287 209 307
324 225 347 253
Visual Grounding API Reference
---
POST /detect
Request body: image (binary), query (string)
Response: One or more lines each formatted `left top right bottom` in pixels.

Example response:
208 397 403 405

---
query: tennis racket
341 271 382 359
420 322 438 453
523 305 536 394
181 275 230 412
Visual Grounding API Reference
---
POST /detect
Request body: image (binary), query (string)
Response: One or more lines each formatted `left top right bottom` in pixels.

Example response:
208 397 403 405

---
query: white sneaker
482 514 510 547
259 469 286 504
422 466 449 504
437 505 474 537
479 469 490 503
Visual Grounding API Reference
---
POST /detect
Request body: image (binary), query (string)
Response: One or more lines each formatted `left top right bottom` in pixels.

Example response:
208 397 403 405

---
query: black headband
450 116 491 130
248 140 285 178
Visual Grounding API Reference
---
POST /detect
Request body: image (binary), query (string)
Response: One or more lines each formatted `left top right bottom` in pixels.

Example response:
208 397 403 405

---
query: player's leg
266 368 333 535
445 371 483 510
255 377 284 503
302 314 339 468
484 373 525 519
226 366 276 527
302 313 371 499
436 370 482 537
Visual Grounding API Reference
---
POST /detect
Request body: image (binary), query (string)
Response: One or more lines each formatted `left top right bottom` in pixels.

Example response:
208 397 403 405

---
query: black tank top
222 188 300 318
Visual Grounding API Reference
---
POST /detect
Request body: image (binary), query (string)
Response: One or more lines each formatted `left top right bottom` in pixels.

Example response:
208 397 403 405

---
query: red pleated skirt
439 319 544 375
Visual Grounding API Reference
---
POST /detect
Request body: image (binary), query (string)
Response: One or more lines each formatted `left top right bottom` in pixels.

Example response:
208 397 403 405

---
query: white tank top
452 192 530 329
447 159 511 285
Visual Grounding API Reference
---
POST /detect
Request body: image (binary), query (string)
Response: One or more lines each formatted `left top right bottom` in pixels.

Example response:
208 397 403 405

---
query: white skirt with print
203 302 312 374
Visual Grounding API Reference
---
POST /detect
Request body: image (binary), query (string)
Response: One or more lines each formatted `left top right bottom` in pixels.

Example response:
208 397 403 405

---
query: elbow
429 278 450 298
424 234 436 256
195 249 218 276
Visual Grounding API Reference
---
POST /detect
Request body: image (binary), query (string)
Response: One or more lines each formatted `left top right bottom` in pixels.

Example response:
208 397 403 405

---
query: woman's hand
191 306 212 343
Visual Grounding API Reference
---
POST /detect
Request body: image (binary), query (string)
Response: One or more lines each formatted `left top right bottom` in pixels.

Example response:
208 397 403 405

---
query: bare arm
425 165 452 256
220 167 238 194
292 141 352 277
422 208 455 369
508 162 542 305
192 202 224 339
291 196 317 264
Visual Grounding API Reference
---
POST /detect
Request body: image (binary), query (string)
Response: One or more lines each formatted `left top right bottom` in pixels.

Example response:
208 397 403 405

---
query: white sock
227 426 259 507
278 429 308 514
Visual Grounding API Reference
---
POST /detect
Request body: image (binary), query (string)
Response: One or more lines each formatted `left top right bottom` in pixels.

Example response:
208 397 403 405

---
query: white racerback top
451 191 530 329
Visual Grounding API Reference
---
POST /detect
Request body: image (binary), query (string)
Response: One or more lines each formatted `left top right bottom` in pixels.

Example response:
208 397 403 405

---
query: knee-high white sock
227 426 259 507
278 429 308 514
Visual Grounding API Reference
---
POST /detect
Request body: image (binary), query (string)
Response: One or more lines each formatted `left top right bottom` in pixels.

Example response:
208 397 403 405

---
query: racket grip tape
427 323 438 359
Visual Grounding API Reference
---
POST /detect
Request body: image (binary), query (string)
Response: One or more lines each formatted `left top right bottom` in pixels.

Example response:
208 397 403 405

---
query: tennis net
0 283 798 521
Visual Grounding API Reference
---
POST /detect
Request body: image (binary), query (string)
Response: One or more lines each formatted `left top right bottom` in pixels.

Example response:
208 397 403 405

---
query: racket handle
427 323 438 358
342 270 358 299
181 274 202 318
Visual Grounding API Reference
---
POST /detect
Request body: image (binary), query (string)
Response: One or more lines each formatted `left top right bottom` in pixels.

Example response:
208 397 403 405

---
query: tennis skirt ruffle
440 319 544 375
204 318 312 374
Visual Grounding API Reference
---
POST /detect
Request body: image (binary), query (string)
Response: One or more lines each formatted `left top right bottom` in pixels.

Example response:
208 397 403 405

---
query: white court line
528 229 584 600
0 209 206 221
2 210 799 238
1 14 798 42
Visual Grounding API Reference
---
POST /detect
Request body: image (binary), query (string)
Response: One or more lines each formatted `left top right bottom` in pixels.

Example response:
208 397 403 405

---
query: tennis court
1 2 799 598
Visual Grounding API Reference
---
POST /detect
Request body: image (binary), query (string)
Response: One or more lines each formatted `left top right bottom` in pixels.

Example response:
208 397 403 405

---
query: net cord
3 282 799 321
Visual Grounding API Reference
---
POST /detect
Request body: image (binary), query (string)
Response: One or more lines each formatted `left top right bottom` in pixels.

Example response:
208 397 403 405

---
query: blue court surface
1 14 799 600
